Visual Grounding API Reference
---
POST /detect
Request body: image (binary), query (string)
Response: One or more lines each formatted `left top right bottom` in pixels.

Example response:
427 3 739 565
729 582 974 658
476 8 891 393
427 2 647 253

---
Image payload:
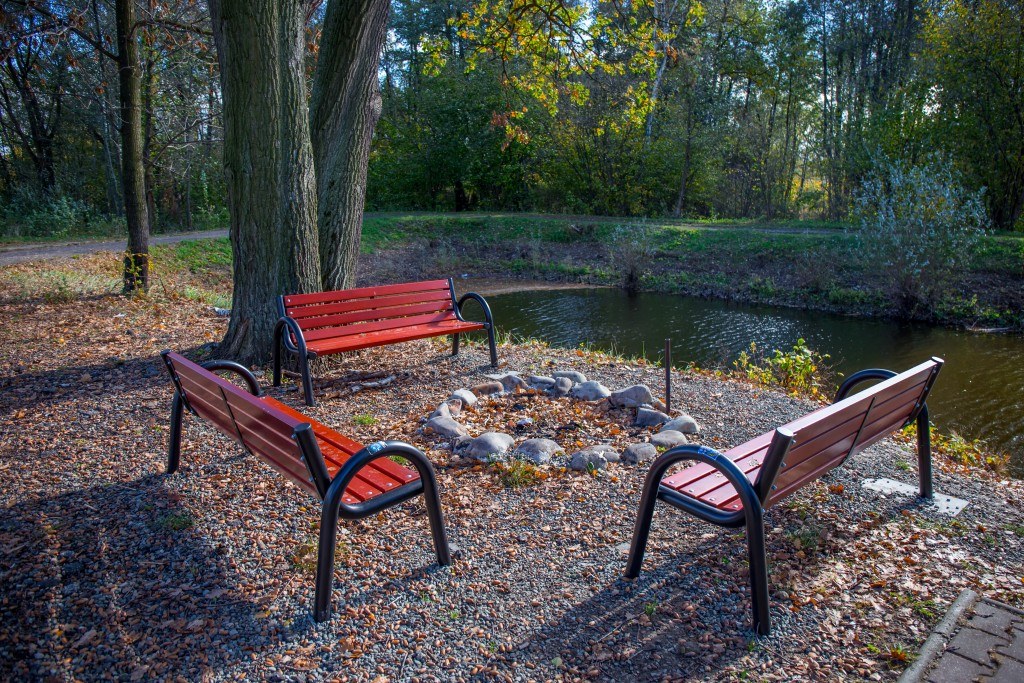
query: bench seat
161 350 451 622
304 319 485 357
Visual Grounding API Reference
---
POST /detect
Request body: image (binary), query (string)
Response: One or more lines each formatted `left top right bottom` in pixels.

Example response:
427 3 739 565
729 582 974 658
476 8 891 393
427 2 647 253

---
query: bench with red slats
625 358 944 635
273 278 497 405
161 350 450 622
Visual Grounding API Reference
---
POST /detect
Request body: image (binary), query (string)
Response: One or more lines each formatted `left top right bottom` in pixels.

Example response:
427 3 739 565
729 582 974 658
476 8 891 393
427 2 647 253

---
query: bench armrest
650 445 763 526
324 440 440 517
274 315 309 356
834 368 897 402
454 292 494 327
200 360 262 397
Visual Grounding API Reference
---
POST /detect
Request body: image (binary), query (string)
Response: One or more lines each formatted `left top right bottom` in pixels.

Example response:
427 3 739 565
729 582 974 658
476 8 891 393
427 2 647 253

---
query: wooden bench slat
262 396 421 500
283 279 451 307
285 289 453 320
306 319 485 355
295 301 457 335
301 310 460 343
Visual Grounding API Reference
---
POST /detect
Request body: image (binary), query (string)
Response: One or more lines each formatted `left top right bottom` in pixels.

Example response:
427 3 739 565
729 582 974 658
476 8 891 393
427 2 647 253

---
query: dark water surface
488 287 1024 475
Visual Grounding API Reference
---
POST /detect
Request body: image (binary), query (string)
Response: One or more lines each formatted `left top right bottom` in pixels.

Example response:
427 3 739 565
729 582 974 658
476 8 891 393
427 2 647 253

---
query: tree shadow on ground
0 475 273 680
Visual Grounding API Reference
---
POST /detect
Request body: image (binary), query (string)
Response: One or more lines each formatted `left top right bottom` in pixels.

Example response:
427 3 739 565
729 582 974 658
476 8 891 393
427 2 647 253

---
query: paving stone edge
898 589 980 683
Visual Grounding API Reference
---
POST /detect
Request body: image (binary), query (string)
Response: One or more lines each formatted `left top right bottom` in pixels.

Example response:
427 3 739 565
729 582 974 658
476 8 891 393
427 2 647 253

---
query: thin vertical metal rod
664 338 672 413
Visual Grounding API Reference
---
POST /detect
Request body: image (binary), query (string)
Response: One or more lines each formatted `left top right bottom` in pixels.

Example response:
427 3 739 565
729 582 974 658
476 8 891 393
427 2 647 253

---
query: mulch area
1 256 1023 682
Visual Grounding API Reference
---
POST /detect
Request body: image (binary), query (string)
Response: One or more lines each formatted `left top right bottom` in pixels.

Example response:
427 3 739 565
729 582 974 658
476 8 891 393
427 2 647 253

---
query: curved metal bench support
314 440 451 622
273 315 315 407
453 290 498 367
625 442 786 635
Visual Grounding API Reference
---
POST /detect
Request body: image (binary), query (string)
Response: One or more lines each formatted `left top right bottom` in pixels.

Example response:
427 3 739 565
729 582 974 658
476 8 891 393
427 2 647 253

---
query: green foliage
901 424 1008 472
492 459 542 488
734 338 833 398
352 414 378 426
158 512 194 532
852 153 989 313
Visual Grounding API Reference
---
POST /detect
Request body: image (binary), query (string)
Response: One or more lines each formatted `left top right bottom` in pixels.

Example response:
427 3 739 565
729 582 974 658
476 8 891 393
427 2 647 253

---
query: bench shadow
0 474 273 680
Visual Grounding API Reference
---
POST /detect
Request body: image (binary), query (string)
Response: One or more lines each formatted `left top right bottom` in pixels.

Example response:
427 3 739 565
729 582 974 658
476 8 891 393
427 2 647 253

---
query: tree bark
209 0 321 365
116 0 150 293
310 0 389 291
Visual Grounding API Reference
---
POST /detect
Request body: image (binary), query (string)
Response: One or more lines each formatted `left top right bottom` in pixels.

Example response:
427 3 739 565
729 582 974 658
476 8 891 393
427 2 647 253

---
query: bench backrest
758 358 942 507
279 278 458 343
161 351 324 497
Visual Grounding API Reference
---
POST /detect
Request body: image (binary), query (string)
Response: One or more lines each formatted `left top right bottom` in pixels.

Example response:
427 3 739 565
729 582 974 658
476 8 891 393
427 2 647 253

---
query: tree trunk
116 0 150 293
209 0 321 365
310 0 389 291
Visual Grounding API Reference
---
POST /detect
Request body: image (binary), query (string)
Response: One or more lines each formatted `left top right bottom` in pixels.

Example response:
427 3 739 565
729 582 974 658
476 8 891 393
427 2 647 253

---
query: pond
488 287 1024 476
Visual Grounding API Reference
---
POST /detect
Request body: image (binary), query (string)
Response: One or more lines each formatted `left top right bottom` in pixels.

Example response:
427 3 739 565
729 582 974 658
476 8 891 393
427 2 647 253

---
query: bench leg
300 354 316 407
167 391 184 474
916 405 933 499
486 324 498 367
272 330 283 387
624 468 663 578
420 460 453 567
744 504 771 636
314 499 341 622
451 333 460 357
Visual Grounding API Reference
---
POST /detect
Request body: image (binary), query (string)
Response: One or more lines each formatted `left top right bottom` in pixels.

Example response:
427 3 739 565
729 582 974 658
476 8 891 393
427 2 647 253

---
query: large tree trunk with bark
209 0 321 365
310 0 389 291
116 0 150 293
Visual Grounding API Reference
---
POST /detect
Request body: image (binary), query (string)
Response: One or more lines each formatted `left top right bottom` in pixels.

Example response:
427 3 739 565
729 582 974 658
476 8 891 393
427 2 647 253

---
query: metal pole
664 338 671 413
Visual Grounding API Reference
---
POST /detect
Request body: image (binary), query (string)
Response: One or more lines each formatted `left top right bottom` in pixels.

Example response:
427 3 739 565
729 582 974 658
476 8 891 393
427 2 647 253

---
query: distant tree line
1 0 1022 237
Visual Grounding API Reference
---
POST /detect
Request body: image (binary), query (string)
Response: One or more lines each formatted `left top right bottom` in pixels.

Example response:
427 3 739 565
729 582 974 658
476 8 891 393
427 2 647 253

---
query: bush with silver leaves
852 154 988 313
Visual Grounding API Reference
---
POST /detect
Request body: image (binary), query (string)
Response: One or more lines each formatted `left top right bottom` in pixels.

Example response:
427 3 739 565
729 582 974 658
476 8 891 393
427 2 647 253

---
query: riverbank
5 212 1021 330
355 214 1024 332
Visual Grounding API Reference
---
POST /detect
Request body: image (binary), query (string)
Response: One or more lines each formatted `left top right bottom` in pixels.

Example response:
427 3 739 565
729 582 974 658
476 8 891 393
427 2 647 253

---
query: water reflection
490 288 1024 474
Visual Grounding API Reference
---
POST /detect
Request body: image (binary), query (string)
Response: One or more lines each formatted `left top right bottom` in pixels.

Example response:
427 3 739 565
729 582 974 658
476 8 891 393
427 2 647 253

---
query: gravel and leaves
1 254 1022 682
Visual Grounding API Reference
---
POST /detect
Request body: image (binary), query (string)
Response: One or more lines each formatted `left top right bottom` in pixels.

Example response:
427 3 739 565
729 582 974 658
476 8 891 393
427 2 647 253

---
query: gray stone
609 384 655 409
424 416 469 439
516 417 534 428
471 381 504 396
553 370 587 384
621 442 658 465
430 402 452 420
498 374 529 393
570 449 608 472
548 376 573 397
635 407 671 427
514 438 564 465
661 414 700 434
527 375 556 389
570 381 611 401
571 444 620 465
449 388 478 408
650 430 688 449
456 432 515 461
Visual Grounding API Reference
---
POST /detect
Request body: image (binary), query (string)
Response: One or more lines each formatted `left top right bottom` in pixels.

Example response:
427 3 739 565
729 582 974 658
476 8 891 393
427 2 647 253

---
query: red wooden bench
625 358 944 635
160 350 451 622
273 278 497 405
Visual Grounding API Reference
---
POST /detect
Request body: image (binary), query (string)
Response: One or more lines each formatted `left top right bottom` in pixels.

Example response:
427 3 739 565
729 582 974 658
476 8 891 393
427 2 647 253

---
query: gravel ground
1 270 1022 682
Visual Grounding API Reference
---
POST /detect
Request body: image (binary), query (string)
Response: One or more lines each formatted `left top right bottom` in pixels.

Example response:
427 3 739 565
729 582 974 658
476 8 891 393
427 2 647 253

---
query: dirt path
0 229 228 265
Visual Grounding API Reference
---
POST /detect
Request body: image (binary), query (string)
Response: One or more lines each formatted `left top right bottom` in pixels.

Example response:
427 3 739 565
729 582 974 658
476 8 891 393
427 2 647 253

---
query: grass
158 512 194 532
492 459 543 488
352 414 378 426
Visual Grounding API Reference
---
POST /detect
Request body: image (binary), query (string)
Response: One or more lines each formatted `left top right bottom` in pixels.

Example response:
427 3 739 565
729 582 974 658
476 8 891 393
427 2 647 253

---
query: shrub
610 223 655 292
852 153 988 314
733 338 834 398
